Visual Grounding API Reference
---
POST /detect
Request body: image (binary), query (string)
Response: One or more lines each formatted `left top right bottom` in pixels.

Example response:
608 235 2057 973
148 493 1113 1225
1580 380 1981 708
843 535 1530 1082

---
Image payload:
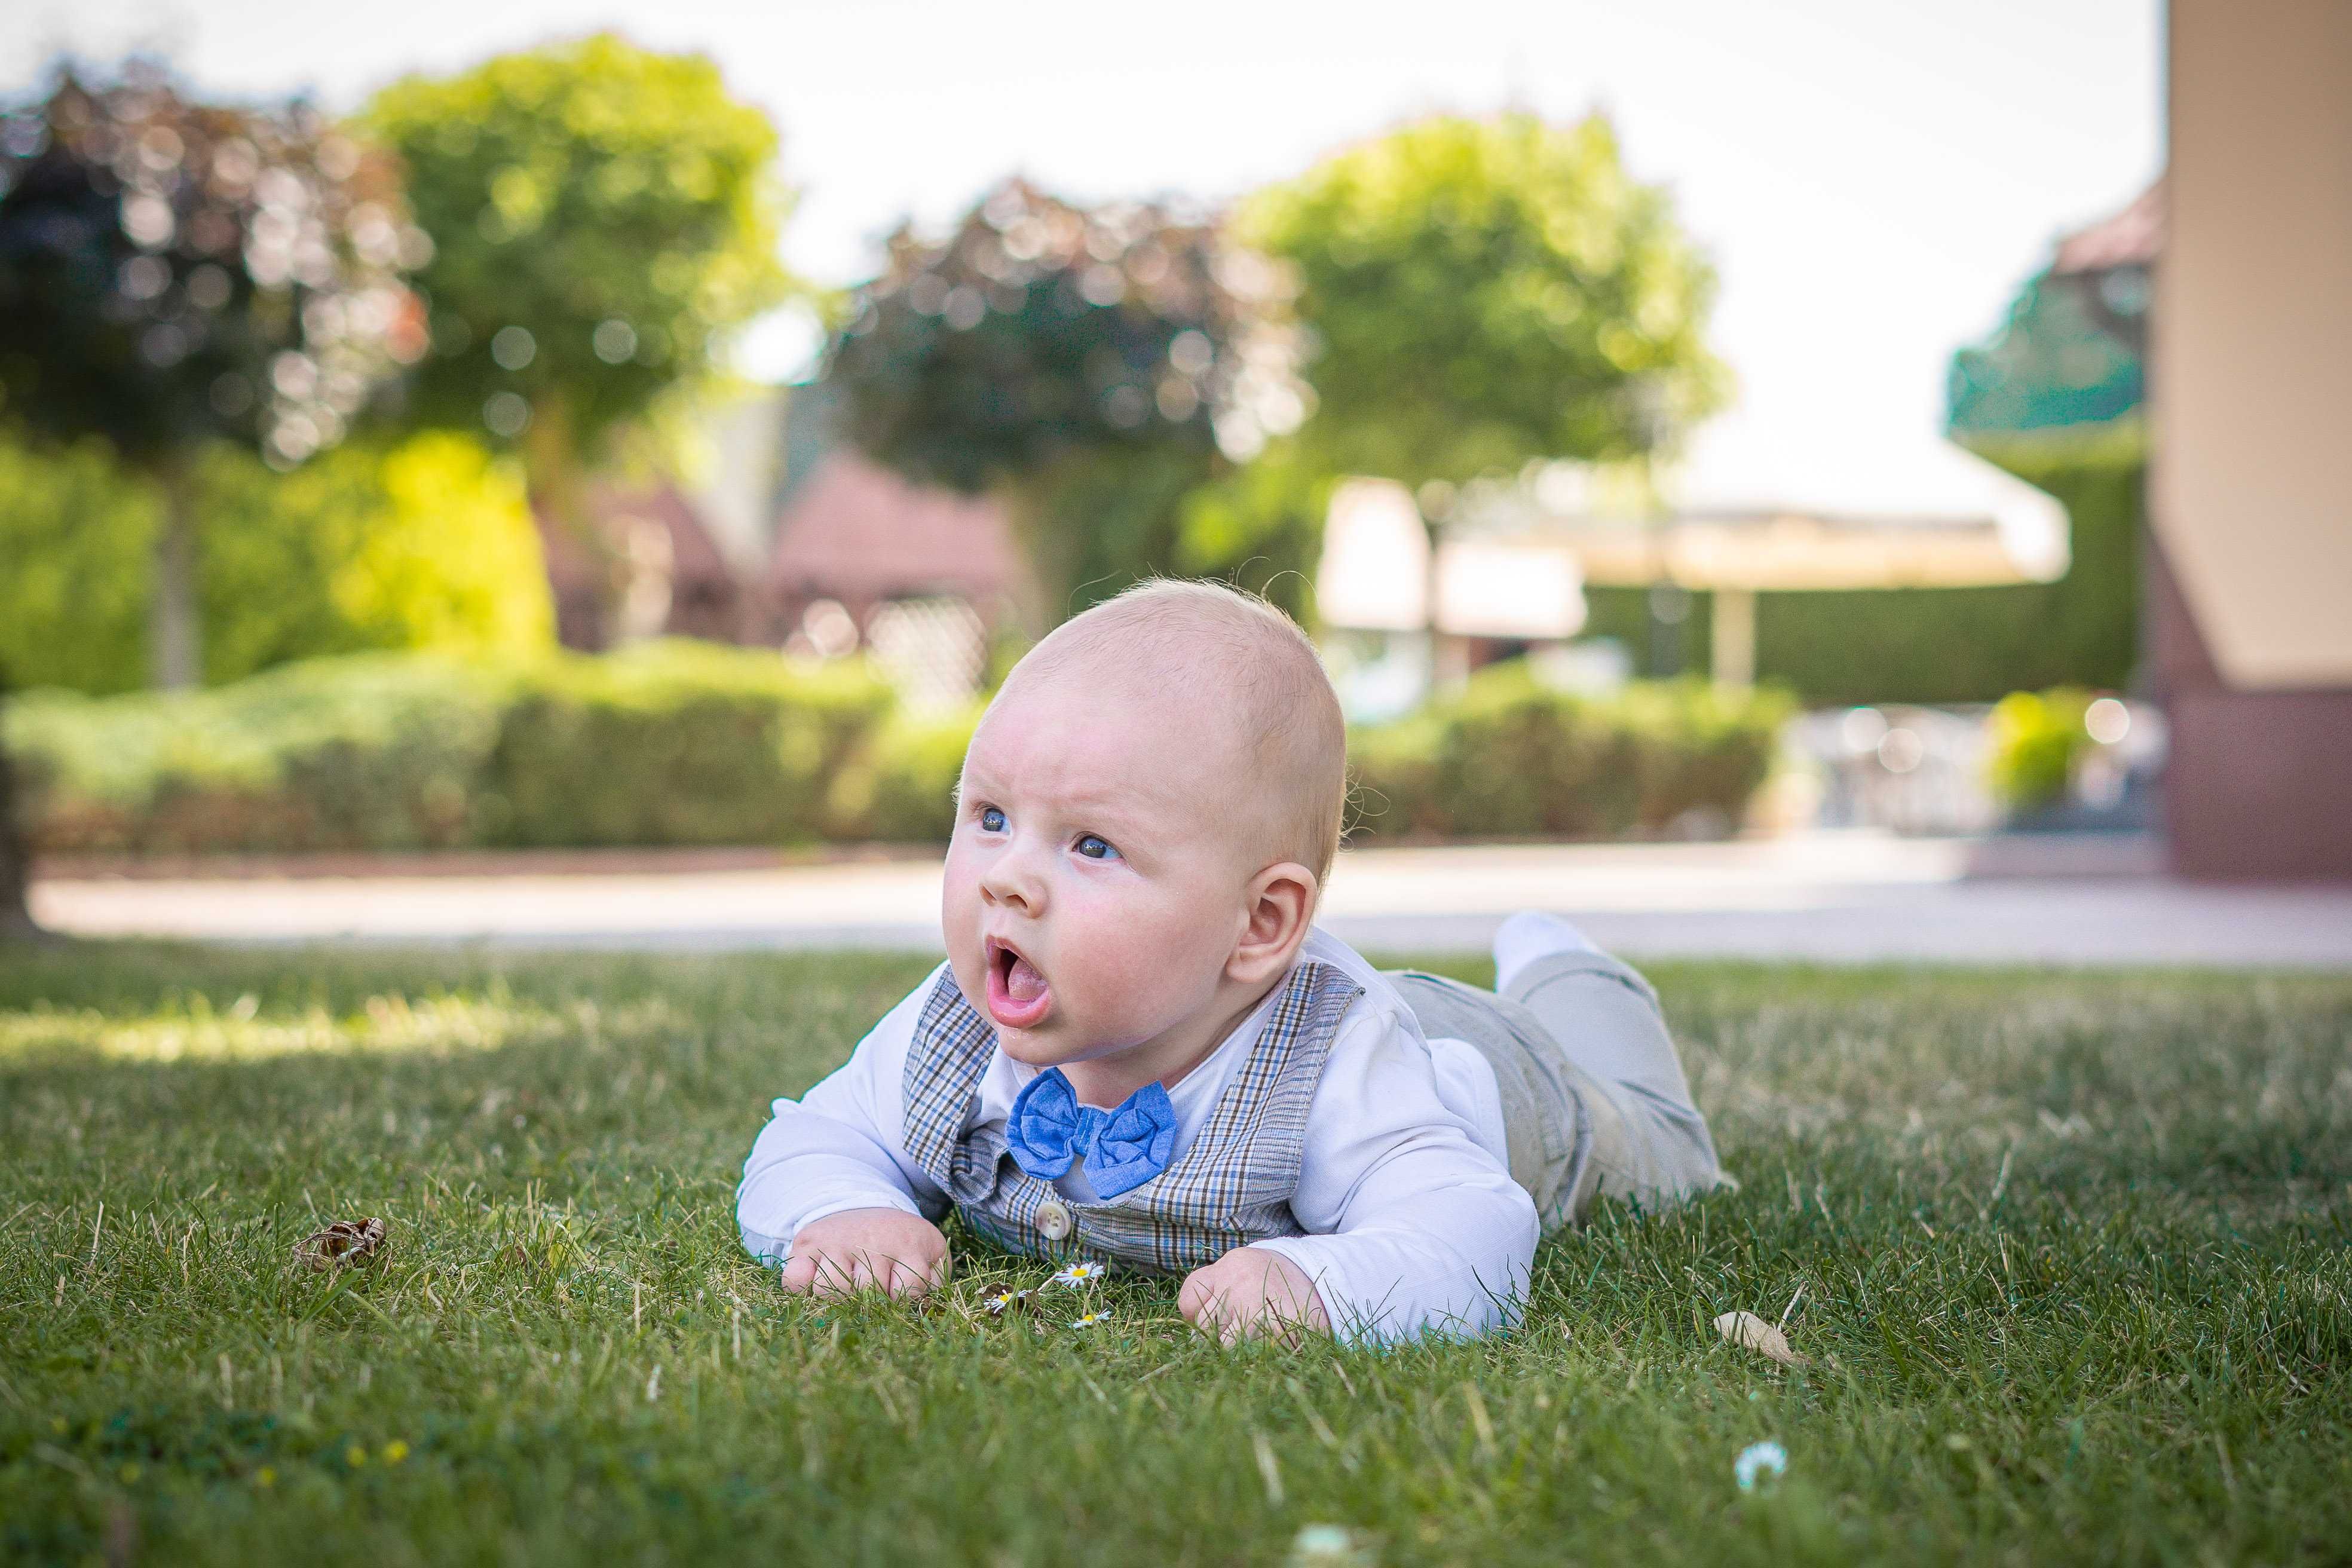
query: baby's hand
1178 1246 1330 1346
779 1208 949 1299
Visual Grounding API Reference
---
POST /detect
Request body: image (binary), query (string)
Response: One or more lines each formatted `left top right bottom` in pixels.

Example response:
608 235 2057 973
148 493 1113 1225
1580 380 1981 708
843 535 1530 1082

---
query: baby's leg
1493 912 1728 1206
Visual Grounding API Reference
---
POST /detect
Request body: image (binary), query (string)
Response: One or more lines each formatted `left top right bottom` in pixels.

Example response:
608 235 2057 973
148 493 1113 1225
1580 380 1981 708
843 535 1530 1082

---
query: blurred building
534 481 748 651
2149 0 2352 878
760 379 1037 693
765 454 1035 651
1938 1 2349 878
535 379 1037 709
1316 477 1590 719
1948 185 2155 439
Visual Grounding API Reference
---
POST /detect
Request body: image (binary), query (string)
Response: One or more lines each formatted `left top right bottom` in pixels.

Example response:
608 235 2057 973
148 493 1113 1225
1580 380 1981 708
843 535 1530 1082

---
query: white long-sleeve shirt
736 928 1539 1343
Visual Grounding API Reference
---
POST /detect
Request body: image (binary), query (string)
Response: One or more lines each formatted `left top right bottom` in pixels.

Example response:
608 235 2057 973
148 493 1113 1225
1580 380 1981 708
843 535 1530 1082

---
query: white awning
1543 419 2071 590
1433 540 1586 638
1316 479 1429 631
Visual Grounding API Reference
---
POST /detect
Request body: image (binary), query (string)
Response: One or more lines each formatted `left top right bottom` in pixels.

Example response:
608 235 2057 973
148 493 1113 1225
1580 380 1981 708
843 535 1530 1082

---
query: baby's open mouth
984 938 1053 1030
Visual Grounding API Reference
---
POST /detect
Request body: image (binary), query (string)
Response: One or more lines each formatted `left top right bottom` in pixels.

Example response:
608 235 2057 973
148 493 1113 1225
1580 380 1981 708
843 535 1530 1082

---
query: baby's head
942 580 1346 1075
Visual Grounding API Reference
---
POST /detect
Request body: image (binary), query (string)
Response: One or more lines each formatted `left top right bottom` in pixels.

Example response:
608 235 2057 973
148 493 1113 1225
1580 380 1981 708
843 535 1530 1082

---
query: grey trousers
1387 951 1729 1233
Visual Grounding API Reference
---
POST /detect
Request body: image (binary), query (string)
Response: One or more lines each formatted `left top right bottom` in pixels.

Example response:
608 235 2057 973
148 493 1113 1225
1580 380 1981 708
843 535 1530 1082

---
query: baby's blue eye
1074 834 1119 861
978 806 1006 833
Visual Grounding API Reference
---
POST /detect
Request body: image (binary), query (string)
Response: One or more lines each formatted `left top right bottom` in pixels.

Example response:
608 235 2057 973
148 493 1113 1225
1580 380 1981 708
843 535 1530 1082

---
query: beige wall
2154 0 2352 688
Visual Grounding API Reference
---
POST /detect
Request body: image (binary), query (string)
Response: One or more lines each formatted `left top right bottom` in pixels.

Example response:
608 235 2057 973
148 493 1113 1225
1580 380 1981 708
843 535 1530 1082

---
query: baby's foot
1493 910 1600 991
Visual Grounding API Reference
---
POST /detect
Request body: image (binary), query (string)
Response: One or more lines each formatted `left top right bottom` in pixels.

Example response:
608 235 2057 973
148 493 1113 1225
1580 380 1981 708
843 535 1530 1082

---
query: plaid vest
899 960 1363 1275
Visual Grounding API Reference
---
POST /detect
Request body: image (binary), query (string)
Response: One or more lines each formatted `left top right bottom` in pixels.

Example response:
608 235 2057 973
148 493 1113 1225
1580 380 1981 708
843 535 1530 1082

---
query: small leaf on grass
1714 1310 1809 1368
295 1217 386 1272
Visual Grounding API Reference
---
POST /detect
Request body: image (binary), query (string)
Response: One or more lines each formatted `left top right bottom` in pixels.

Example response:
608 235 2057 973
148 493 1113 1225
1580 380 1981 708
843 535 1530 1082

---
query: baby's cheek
937 855 988 997
1066 894 1220 1033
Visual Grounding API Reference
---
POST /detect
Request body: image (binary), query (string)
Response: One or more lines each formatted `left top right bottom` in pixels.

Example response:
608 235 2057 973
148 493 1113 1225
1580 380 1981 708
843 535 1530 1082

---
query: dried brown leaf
295 1217 386 1272
1714 1309 1809 1368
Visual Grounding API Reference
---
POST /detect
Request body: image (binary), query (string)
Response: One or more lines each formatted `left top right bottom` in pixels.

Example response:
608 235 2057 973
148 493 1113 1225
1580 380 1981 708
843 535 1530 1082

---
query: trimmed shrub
8 656 509 853
824 704 984 844
482 642 890 849
7 648 1784 856
1986 687 2095 810
10 645 890 855
1348 664 1788 844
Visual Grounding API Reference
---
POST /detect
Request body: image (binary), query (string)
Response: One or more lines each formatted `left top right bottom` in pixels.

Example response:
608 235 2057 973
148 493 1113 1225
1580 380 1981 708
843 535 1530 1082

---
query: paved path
31 834 2352 967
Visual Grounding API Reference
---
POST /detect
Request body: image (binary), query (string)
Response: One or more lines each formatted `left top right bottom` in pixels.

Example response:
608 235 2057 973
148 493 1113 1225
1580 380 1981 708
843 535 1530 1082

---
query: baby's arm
1184 1009 1538 1345
737 970 954 1298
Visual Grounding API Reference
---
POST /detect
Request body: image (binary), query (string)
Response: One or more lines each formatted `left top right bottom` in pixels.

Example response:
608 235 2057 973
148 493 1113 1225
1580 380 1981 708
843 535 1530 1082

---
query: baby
737 580 1728 1343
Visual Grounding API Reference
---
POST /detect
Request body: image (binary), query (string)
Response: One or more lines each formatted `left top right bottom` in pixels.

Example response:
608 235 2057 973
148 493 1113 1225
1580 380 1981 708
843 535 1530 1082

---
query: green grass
2 944 2347 1566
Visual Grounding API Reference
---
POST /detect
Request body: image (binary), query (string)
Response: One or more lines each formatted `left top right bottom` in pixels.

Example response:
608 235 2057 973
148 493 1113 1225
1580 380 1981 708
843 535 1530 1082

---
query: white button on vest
1033 1199 1073 1241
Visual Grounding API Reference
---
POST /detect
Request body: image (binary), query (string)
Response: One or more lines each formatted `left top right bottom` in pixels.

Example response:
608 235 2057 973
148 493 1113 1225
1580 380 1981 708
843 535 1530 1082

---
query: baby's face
941 672 1260 1075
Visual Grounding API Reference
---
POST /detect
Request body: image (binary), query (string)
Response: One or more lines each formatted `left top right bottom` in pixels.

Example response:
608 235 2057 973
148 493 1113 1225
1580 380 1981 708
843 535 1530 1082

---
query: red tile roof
2053 181 2164 276
765 453 1036 615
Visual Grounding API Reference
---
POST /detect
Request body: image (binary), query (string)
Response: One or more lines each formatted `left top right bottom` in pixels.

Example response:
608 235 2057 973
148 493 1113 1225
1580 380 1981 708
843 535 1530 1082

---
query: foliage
1348 663 1787 842
9 644 890 855
0 62 424 468
1986 687 2096 810
1243 113 1729 489
0 59 428 691
0 433 154 693
4 944 2349 1563
1577 425 2147 703
0 429 553 696
7 654 507 853
10 644 1786 855
823 702 985 843
362 34 791 466
826 178 1309 610
1947 268 2145 439
829 177 1304 492
1168 440 1331 624
485 641 888 848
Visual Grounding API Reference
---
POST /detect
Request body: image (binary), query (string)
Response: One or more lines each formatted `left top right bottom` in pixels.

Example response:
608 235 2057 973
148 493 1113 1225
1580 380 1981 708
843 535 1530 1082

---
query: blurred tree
825 177 1309 612
0 428 552 694
1242 112 1729 491
0 62 427 689
363 34 792 612
1170 441 1331 623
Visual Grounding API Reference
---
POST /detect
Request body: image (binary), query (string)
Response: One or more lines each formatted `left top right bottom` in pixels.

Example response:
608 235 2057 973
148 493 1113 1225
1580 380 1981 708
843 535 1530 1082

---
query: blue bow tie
1005 1068 1177 1199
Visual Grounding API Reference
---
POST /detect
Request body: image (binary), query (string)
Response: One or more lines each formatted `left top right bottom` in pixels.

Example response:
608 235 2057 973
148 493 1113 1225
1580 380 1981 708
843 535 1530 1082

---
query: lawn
1 944 2347 1566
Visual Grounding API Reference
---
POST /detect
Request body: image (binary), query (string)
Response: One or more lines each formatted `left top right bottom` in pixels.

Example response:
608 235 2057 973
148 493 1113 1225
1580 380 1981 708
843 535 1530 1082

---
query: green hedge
483 643 890 848
8 648 1790 856
1346 664 1790 842
10 656 506 854
820 704 984 845
10 644 892 855
1578 425 2145 705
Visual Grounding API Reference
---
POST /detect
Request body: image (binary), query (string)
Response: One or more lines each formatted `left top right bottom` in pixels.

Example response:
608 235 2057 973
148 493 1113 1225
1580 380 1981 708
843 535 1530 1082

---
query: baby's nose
981 851 1044 910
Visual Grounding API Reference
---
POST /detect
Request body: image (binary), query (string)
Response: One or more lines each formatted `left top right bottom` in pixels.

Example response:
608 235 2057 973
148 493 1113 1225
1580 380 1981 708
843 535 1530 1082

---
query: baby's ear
1230 862 1317 984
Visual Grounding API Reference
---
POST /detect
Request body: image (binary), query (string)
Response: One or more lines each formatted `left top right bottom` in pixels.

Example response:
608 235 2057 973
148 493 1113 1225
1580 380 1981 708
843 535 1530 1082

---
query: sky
0 0 2164 456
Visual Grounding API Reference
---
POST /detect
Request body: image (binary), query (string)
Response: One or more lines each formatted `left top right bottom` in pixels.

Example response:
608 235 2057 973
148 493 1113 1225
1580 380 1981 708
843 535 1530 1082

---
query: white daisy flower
1070 1310 1109 1330
1051 1261 1108 1288
982 1288 1031 1317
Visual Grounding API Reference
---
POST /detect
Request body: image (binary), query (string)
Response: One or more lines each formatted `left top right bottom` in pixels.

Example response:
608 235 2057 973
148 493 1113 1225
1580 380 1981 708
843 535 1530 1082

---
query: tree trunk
522 396 620 648
0 678 38 942
150 454 203 690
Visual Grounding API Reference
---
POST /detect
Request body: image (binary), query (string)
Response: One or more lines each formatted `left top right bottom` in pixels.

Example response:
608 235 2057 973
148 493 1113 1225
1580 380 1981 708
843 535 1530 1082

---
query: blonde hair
999 580 1348 890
